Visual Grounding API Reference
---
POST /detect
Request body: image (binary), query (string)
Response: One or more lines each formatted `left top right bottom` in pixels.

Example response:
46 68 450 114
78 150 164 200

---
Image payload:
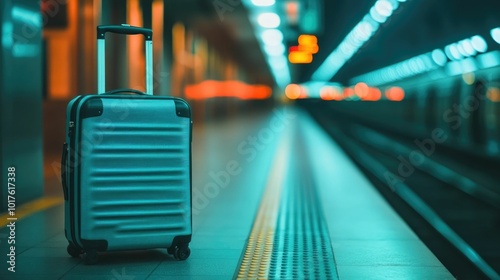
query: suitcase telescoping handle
97 24 153 95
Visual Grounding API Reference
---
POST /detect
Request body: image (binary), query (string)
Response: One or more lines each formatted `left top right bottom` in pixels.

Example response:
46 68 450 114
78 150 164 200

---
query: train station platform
0 106 453 279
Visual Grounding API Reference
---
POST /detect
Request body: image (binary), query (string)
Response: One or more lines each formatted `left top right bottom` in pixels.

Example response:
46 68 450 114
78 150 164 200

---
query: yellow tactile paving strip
236 132 290 279
0 196 64 228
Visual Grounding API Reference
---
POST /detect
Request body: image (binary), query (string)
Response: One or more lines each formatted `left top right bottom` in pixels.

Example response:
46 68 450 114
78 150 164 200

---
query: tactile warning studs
235 128 338 279
235 138 290 279
268 154 338 280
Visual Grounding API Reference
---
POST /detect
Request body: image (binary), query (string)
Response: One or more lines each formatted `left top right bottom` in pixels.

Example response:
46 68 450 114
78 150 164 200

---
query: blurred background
1 0 500 278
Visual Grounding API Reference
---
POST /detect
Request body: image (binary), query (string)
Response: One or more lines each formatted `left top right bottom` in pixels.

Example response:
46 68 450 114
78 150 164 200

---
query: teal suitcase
61 25 192 264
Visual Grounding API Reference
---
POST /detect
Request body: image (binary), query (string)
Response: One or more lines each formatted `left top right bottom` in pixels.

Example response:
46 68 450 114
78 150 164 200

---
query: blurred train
295 52 500 161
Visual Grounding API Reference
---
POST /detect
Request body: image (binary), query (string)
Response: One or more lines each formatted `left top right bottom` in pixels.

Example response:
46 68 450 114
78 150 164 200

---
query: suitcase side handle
97 24 153 96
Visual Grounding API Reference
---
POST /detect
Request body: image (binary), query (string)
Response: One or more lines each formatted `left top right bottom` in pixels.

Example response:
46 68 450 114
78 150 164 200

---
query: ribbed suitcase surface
77 97 191 250
64 25 192 264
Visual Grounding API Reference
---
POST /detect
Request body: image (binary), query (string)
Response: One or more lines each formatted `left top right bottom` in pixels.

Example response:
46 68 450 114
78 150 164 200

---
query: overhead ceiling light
350 32 496 86
460 39 476 56
363 14 380 30
311 0 408 81
251 0 275 7
449 44 463 60
257 13 281 28
350 52 439 86
267 56 290 89
374 0 394 17
431 49 447 66
261 29 283 45
386 0 400 9
471 35 488 53
354 21 375 42
491 27 500 44
456 42 468 57
264 44 285 56
370 6 387 23
268 56 287 70
243 0 289 90
444 45 454 60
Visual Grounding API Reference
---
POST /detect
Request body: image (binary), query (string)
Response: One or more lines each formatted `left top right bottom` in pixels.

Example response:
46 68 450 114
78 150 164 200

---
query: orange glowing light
365 87 382 101
320 86 342 101
288 51 313 64
289 34 318 63
286 1 299 14
299 86 309 98
184 80 272 100
285 1 299 25
320 87 334 100
298 35 318 46
487 87 500 102
385 87 405 101
298 44 319 54
285 84 302 99
343 87 354 98
354 82 369 99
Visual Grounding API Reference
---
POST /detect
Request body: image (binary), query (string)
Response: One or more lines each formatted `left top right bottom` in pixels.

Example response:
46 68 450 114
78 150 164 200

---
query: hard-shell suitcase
61 24 192 264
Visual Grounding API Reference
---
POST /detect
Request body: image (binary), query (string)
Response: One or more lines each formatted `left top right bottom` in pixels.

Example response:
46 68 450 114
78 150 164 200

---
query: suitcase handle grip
97 24 152 40
97 24 153 95
105 88 146 95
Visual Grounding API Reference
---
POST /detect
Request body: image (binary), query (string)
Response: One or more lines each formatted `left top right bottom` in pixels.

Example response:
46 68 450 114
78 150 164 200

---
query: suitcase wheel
173 245 190 261
84 249 99 265
67 243 82 258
